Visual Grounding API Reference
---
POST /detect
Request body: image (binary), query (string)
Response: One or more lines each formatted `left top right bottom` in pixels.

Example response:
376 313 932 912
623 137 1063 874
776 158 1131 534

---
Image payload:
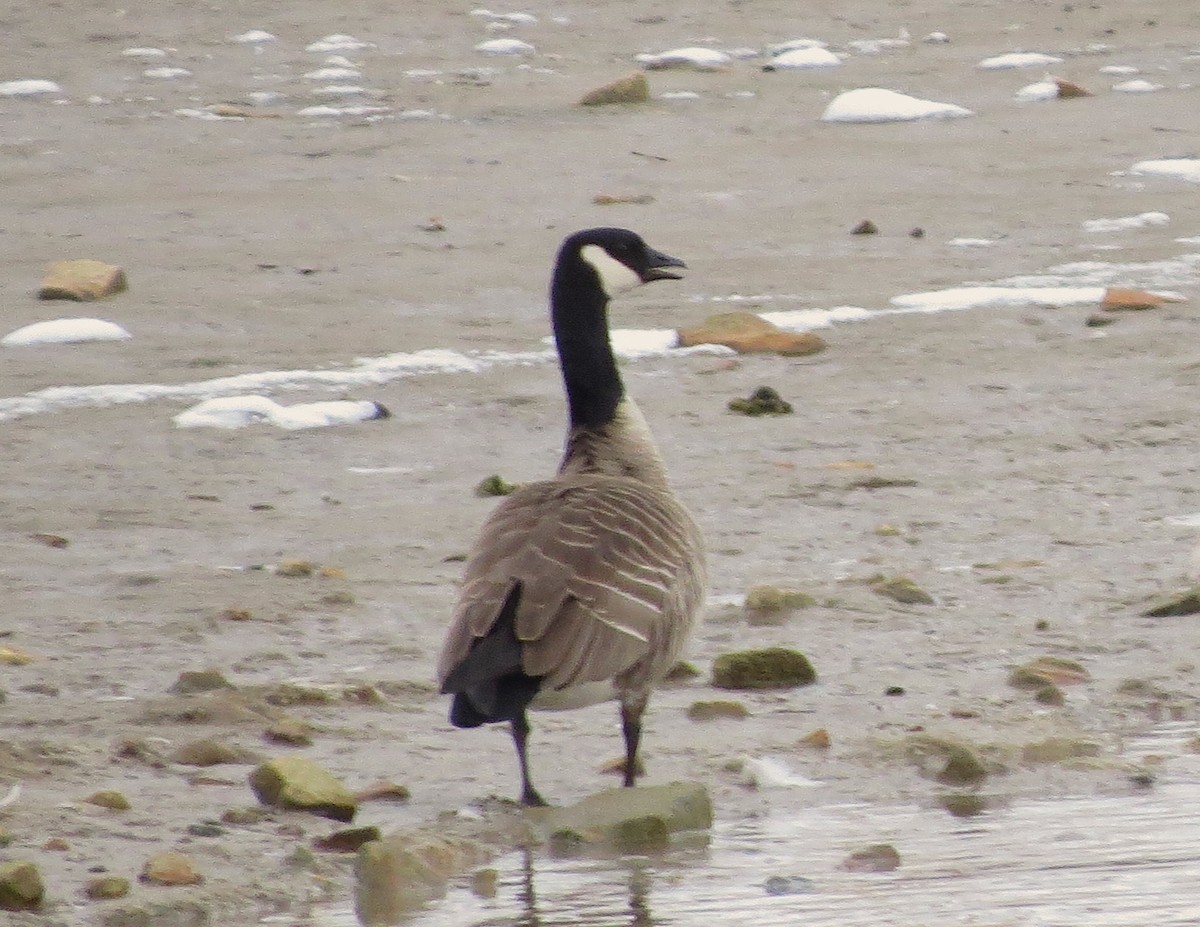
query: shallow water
314 725 1200 927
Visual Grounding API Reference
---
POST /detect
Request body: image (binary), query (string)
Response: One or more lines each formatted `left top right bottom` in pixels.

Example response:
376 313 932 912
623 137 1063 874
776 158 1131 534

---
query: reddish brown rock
677 312 826 356
38 260 128 301
1102 287 1184 311
1054 78 1092 98
140 851 203 886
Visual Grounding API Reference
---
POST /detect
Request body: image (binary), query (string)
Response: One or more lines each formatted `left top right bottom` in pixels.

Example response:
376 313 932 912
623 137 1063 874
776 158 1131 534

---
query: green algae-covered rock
870 575 934 605
1143 585 1200 617
249 756 357 822
356 829 494 925
0 861 44 911
529 781 712 848
904 734 989 785
711 647 816 690
686 699 750 721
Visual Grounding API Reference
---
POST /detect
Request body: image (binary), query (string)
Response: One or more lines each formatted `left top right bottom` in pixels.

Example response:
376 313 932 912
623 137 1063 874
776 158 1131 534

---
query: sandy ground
3 0 1200 923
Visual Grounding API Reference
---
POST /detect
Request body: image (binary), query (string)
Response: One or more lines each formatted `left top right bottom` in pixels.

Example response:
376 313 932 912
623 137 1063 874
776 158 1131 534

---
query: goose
436 227 707 806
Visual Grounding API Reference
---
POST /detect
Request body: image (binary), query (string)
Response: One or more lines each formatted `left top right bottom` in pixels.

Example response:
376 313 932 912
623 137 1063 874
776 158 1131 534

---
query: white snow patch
297 104 388 117
847 32 911 55
174 107 244 121
1100 65 1139 76
766 38 829 55
122 47 168 59
1131 159 1200 184
1083 211 1169 232
764 47 841 69
761 305 875 331
637 47 731 71
923 32 950 44
310 85 366 97
1113 79 1163 93
742 757 823 789
3 319 132 347
977 51 1064 70
660 91 701 100
821 87 972 123
1015 80 1058 102
143 67 192 79
470 9 537 25
0 79 63 97
231 30 276 44
890 286 1105 313
174 395 387 430
304 67 362 81
949 238 999 247
306 34 372 52
474 38 535 55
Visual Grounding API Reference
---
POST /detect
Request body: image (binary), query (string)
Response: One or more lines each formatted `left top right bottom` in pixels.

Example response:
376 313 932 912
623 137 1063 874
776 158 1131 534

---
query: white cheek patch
580 244 643 296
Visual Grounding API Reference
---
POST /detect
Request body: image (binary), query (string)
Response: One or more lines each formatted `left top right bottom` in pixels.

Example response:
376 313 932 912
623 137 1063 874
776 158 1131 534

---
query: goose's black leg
620 698 647 788
511 713 547 807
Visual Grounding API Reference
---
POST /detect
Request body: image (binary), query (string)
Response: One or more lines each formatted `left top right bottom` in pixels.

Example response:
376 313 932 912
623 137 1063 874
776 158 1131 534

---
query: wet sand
3 0 1200 923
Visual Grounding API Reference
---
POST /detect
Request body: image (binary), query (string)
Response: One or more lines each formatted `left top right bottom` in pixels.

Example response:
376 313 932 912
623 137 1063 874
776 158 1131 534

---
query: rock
169 738 256 767
842 843 901 872
1008 656 1090 689
849 476 918 490
661 660 700 684
851 219 878 235
763 875 816 895
220 806 272 825
711 647 816 690
939 792 989 817
169 670 233 695
1054 78 1092 98
0 646 37 666
356 829 495 925
1102 287 1183 311
1034 684 1065 706
263 682 333 706
84 789 132 811
140 851 203 886
86 876 131 900
248 756 358 821
354 781 412 804
275 559 316 577
871 575 934 605
29 532 69 548
744 585 815 623
592 193 655 205
264 717 314 746
315 825 382 853
579 72 649 106
728 386 794 416
474 474 517 497
98 899 210 927
1143 585 1200 617
1085 312 1117 327
470 868 498 899
42 837 69 850
686 699 749 721
799 727 831 749
528 782 712 847
677 311 827 357
219 607 253 622
1021 737 1101 765
904 735 989 784
37 260 128 301
609 815 670 853
0 861 44 911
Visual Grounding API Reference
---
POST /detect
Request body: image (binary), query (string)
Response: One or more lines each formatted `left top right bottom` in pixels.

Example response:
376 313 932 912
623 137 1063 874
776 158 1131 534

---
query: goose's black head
557 227 686 299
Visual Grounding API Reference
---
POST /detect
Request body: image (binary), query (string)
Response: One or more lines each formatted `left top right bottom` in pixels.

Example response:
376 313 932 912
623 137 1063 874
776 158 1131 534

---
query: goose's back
437 473 706 696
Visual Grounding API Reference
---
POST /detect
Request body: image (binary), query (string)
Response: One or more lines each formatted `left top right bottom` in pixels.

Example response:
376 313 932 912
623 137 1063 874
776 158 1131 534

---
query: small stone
1085 312 1117 328
219 607 253 622
42 837 69 851
220 806 272 825
186 822 225 837
264 682 333 707
264 717 314 747
579 72 650 106
909 226 925 238
1143 585 1200 617
0 647 37 666
314 825 382 853
799 728 831 749
592 193 655 205
938 746 988 785
84 790 131 811
873 576 936 605
85 876 131 900
939 792 988 817
1034 684 1065 705
0 861 44 911
686 699 749 721
884 685 905 696
842 843 901 872
743 585 815 616
728 386 794 416
29 532 69 548
871 576 934 605
169 738 252 767
763 875 816 895
353 781 412 804
248 756 358 822
1053 77 1092 98
355 829 496 923
529 782 712 847
678 311 827 357
38 260 128 301
1008 656 1090 689
611 815 670 853
140 851 203 886
711 647 816 690
169 669 234 695
1102 287 1183 312
904 735 988 784
474 474 517 497
850 219 878 235
661 660 701 684
1020 737 1101 765
275 559 316 577
470 868 498 899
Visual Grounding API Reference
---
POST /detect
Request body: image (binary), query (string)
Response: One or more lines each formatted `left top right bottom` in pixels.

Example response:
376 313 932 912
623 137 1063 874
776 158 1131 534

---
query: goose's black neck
550 251 623 430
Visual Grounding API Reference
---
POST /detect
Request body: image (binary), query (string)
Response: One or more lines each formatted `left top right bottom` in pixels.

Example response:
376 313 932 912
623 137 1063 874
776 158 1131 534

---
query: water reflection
318 726 1200 927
